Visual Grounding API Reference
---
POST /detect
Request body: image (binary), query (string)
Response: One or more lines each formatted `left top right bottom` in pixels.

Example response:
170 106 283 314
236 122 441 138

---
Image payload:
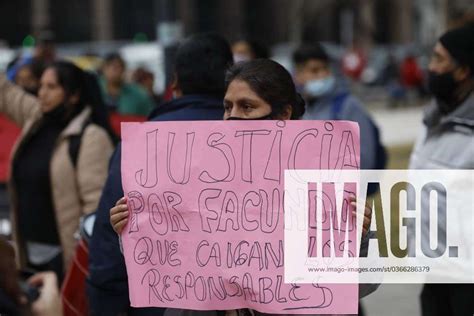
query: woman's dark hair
49 61 84 103
48 61 117 143
225 59 305 119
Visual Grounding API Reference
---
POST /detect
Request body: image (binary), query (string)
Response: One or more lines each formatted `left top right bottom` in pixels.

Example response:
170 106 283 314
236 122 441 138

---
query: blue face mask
304 76 336 98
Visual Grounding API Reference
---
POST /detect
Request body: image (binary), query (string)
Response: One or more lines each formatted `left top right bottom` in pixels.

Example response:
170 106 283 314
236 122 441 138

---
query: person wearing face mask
223 59 304 120
1 60 46 226
409 23 474 316
224 58 378 316
293 43 386 193
110 59 379 316
0 61 115 279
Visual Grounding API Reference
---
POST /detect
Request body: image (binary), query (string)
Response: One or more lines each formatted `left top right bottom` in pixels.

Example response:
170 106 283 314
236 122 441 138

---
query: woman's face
38 68 66 113
223 79 273 120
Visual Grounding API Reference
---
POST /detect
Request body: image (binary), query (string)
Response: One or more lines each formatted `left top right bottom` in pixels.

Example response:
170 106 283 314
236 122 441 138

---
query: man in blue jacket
87 33 233 316
293 43 386 176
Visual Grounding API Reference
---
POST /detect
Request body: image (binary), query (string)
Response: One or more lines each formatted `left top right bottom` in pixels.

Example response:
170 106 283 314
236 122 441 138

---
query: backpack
330 93 387 195
68 120 91 168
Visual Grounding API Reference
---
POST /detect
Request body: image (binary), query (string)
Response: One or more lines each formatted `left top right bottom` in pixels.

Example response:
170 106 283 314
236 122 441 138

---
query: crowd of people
0 21 473 316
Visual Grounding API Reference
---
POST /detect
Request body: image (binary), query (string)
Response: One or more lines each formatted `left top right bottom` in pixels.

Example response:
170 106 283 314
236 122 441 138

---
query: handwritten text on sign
121 120 360 314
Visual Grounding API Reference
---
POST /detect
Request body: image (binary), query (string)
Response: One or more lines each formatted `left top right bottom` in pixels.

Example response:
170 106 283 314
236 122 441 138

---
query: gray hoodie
410 93 474 170
409 93 474 259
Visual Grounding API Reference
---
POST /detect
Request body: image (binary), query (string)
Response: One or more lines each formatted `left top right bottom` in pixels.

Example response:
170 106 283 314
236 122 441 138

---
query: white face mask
303 75 336 98
233 53 251 63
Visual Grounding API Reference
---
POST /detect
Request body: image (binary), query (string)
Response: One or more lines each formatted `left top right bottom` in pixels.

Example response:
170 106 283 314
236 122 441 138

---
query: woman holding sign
111 59 375 315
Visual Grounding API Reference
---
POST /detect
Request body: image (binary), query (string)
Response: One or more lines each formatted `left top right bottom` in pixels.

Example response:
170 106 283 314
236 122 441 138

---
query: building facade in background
0 0 472 48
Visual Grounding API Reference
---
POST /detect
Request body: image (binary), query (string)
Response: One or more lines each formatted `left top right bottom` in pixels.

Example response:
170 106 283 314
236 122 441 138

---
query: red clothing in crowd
0 115 21 183
400 56 423 88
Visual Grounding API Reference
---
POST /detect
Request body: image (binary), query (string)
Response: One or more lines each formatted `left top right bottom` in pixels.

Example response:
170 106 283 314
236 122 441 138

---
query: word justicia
134 122 359 188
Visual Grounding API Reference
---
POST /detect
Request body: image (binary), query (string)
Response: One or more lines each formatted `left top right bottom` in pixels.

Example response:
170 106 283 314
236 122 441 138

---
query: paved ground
362 284 423 316
370 106 424 147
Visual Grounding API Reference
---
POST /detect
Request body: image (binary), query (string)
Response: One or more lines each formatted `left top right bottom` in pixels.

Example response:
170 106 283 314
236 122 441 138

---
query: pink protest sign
121 120 360 314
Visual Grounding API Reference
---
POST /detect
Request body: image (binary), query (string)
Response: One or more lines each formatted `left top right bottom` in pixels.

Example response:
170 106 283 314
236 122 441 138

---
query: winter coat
0 75 114 269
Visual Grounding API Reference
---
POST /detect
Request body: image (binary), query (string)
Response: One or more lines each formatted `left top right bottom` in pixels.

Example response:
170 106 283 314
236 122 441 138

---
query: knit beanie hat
439 23 474 74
